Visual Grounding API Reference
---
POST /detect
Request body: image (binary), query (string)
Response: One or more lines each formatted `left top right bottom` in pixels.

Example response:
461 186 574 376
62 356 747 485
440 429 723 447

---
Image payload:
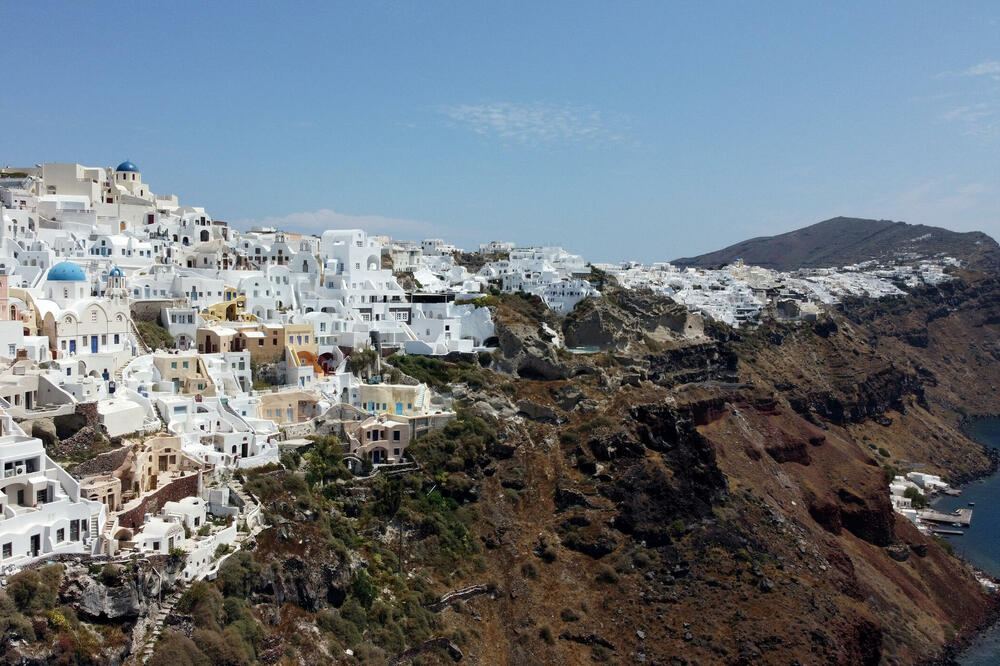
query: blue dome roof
115 160 139 173
109 266 123 277
47 261 86 282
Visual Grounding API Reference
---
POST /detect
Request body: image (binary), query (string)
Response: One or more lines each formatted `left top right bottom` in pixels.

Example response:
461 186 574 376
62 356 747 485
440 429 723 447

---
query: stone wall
68 443 135 479
118 472 200 529
75 401 100 426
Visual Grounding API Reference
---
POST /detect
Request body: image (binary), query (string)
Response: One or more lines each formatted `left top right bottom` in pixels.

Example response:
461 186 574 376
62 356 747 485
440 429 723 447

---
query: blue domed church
36 262 131 372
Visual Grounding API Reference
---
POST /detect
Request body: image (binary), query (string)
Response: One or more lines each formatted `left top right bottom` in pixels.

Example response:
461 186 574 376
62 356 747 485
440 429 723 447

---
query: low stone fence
118 473 200 529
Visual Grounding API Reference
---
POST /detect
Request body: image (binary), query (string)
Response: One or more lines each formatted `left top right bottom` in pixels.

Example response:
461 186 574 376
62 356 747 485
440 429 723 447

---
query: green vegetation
406 410 495 481
349 346 379 379
455 294 500 309
498 291 556 325
387 354 486 390
0 565 107 663
934 535 956 557
135 320 175 350
904 486 928 509
303 436 351 488
147 411 495 663
250 359 279 390
878 447 891 458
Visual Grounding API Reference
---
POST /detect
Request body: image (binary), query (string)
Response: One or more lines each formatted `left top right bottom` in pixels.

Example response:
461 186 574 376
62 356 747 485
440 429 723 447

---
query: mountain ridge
673 216 1000 271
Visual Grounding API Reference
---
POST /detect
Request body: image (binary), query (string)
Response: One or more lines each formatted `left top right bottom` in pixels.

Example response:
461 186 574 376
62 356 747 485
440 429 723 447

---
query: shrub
149 630 210 666
539 624 555 644
350 569 378 609
560 607 581 622
216 552 260 598
7 565 62 612
178 581 224 630
878 447 891 458
192 627 249 666
135 320 175 350
934 535 956 557
99 563 122 586
595 565 619 584
317 609 362 647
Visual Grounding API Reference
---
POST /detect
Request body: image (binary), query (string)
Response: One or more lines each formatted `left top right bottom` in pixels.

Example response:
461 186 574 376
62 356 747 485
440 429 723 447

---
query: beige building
256 390 322 425
197 326 237 354
354 415 411 464
152 353 215 396
235 324 284 363
80 475 122 513
121 435 204 498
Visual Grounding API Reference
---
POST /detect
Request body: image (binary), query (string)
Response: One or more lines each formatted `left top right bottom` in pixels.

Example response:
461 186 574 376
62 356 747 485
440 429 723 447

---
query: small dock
930 529 964 536
941 488 963 497
918 508 973 527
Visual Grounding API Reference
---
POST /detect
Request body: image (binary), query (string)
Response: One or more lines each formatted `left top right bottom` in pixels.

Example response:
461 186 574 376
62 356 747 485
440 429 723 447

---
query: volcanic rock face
62 570 147 620
443 281 1000 664
561 286 704 351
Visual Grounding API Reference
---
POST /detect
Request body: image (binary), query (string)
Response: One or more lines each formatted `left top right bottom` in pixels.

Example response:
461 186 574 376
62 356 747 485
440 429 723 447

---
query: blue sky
3 2 999 262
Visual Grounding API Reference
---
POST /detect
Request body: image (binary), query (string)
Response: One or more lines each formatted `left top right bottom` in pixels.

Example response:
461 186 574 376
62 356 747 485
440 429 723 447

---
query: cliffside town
0 161 997 664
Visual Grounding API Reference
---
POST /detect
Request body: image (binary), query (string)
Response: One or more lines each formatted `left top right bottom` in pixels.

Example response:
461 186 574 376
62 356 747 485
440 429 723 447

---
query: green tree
304 436 350 487
904 486 928 509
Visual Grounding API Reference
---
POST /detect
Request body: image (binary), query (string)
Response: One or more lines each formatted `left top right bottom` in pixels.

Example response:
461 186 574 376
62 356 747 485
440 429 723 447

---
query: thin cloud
961 60 1000 80
941 101 1000 137
937 61 1000 80
934 61 1000 138
438 101 628 148
238 208 437 238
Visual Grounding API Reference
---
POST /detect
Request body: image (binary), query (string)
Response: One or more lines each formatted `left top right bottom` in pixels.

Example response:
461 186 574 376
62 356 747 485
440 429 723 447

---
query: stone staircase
139 586 185 663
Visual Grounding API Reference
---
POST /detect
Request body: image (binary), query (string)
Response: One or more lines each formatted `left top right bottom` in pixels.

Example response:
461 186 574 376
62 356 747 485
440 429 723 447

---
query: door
396 402 403 415
91 336 98 353
30 534 39 557
69 339 76 354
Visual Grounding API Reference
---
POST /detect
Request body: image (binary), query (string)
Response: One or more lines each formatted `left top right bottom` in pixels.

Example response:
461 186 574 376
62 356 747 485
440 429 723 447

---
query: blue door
69 339 76 354
396 402 403 415
91 336 98 353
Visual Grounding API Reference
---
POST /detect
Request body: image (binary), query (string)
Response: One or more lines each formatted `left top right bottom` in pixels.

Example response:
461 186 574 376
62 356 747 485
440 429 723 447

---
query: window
70 521 79 540
171 362 177 369
1 543 9 559
36 489 46 504
393 431 400 441
114 334 120 344
56 528 64 542
182 361 189 368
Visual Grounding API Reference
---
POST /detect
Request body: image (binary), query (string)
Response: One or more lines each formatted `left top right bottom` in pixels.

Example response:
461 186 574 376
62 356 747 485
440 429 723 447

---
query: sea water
931 418 1000 664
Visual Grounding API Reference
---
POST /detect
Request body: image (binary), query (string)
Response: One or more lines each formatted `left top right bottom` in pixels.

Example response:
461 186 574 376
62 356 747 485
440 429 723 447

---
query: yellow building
358 383 428 416
282 323 317 355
